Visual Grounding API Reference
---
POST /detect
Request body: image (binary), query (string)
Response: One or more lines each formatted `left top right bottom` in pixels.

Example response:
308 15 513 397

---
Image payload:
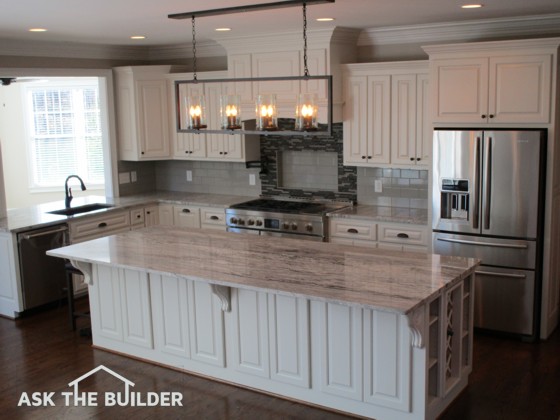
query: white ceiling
2 0 560 47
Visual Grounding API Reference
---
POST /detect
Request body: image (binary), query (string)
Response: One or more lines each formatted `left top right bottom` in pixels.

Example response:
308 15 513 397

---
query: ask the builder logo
18 365 183 407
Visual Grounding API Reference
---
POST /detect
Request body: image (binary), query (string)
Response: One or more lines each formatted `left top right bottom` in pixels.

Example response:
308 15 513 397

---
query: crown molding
0 38 150 60
358 13 560 46
147 41 226 61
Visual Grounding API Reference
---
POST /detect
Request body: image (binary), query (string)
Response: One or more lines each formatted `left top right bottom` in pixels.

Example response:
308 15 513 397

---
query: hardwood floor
1 300 559 420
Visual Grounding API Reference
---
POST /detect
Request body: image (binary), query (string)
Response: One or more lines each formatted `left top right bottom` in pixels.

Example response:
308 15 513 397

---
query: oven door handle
436 237 528 249
20 226 68 241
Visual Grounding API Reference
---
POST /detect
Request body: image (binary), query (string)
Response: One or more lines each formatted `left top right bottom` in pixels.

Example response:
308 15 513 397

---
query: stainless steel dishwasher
17 224 68 310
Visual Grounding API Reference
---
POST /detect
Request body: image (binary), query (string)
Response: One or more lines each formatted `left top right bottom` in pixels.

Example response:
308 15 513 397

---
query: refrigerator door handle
484 136 492 230
436 237 528 249
475 270 527 280
473 136 481 229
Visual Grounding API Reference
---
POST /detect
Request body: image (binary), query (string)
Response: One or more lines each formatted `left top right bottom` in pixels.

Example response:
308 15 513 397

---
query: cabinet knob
347 228 359 234
141 151 145 155
146 211 151 215
136 214 141 219
219 152 224 155
416 157 421 161
489 114 495 119
185 151 188 154
367 156 372 159
410 157 414 161
481 114 486 119
98 222 107 228
224 152 228 155
361 156 366 159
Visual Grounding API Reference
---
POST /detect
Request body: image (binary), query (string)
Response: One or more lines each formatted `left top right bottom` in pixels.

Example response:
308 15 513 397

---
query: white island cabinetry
49 228 477 420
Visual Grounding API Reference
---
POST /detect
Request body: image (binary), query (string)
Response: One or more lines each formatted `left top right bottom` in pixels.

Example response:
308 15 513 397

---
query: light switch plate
186 170 193 182
374 179 382 193
249 173 256 186
118 172 131 184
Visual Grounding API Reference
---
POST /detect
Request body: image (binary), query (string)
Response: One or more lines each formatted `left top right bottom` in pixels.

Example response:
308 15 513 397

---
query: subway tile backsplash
357 167 429 209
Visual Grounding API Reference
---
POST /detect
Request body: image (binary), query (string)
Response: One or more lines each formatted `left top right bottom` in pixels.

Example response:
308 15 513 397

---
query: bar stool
65 261 90 335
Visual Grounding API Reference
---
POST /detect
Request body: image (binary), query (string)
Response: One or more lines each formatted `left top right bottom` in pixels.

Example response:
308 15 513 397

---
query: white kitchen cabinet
68 209 130 243
425 44 552 124
343 61 430 168
200 207 226 231
230 288 270 378
268 294 310 388
114 66 172 160
89 264 153 349
317 302 363 401
144 205 160 227
0 232 22 317
172 205 201 229
391 73 431 165
187 280 226 367
158 204 174 226
129 207 145 230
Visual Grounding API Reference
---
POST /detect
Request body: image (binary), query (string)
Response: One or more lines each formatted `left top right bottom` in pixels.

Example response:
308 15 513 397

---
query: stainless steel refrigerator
432 129 546 340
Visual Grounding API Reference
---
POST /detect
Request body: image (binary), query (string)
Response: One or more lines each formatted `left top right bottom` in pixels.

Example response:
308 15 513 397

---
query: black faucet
65 175 87 208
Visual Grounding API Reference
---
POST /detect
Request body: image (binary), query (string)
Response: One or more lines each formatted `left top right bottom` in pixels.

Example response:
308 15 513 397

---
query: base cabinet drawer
69 210 130 242
329 219 377 241
200 207 226 230
378 223 427 246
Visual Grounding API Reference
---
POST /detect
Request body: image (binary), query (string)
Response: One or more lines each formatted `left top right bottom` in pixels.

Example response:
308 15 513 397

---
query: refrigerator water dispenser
440 179 469 221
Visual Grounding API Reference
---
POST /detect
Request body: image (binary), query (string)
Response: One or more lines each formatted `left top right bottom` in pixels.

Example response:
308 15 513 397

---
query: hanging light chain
191 15 198 81
302 2 309 77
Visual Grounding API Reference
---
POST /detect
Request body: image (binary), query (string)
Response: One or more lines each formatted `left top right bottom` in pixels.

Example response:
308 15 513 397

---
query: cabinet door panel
188 281 226 367
151 274 191 358
119 269 153 348
319 302 363 400
391 75 417 165
92 264 123 341
343 76 368 165
268 295 310 388
416 73 431 165
252 51 300 102
137 80 170 158
489 54 551 123
431 58 488 123
231 289 269 378
364 310 411 411
367 75 391 164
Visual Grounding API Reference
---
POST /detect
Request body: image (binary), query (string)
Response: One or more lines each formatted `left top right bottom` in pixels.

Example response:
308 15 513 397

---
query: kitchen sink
47 203 114 216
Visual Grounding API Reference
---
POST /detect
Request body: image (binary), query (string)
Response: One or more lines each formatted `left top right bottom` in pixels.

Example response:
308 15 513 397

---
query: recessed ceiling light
316 18 334 22
130 35 146 40
461 4 483 8
215 28 232 32
29 28 47 32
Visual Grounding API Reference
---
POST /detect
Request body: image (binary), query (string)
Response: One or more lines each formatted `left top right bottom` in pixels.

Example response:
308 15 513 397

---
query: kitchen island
48 227 478 419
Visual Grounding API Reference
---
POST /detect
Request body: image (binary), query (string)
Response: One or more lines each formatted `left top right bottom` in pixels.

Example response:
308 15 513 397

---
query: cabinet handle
141 151 145 155
210 216 220 220
416 157 421 161
367 155 371 159
146 211 151 215
219 152 224 155
98 222 107 228
182 209 191 213
410 157 414 161
489 114 495 119
397 233 409 239
136 214 141 219
361 156 366 159
481 114 486 119
189 151 193 154
347 228 359 234
224 152 228 155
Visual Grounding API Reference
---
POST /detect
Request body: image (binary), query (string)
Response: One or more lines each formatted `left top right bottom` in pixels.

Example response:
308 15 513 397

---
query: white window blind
26 79 104 189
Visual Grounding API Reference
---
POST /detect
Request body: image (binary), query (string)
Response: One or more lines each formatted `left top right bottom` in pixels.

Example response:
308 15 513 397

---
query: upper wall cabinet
342 61 430 167
423 40 556 125
114 66 173 161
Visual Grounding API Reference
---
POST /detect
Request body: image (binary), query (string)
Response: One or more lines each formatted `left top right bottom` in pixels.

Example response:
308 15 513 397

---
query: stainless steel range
226 198 351 241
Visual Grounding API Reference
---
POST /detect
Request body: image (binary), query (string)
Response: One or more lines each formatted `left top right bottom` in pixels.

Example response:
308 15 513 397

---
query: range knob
305 224 313 232
229 217 238 224
291 222 298 231
247 219 255 226
282 222 290 230
256 219 263 226
237 218 245 225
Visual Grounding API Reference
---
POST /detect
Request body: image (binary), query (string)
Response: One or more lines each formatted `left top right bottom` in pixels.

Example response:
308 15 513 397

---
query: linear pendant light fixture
168 0 335 137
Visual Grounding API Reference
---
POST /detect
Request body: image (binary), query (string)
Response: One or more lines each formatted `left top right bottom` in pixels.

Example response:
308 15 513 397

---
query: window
25 78 104 189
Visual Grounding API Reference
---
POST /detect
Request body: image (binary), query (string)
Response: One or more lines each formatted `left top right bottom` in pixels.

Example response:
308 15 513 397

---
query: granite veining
48 227 478 315
328 205 428 225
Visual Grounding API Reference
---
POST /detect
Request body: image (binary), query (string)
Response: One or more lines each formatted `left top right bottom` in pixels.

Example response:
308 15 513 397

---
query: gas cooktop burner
229 198 330 215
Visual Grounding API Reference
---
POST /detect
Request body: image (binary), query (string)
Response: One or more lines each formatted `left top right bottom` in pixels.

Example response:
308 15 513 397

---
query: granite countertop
0 192 255 233
48 226 478 315
328 205 428 225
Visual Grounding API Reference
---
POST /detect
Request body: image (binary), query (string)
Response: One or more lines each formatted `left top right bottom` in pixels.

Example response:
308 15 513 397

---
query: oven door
226 227 260 235
261 231 324 242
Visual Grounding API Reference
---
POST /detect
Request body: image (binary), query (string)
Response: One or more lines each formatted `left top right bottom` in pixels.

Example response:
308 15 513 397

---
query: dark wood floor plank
1 300 559 419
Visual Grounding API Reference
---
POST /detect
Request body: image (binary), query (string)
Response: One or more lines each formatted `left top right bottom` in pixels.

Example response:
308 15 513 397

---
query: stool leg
66 271 76 331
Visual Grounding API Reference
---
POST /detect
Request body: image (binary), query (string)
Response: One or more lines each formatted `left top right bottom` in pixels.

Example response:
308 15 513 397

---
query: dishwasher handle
20 225 68 241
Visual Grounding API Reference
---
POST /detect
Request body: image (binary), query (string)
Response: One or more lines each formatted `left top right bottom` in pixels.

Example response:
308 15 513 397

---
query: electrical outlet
186 170 193 182
118 172 131 184
249 173 256 186
374 179 382 193
131 171 137 182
